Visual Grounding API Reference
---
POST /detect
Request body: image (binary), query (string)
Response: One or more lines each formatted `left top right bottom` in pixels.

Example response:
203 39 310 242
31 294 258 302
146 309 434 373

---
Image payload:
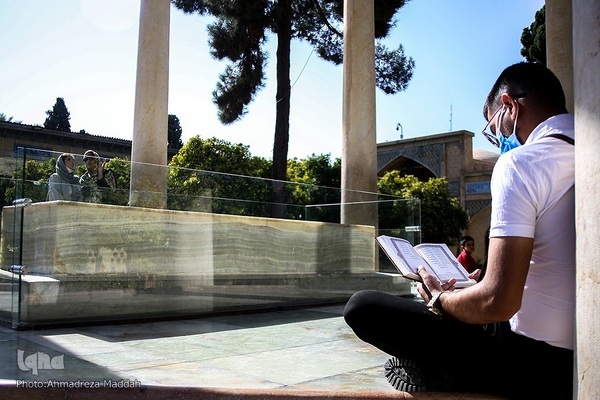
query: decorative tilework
447 182 460 198
377 144 443 176
466 199 492 216
466 181 491 195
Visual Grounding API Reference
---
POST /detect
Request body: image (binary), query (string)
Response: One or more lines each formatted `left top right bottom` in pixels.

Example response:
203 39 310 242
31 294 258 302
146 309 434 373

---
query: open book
377 235 476 288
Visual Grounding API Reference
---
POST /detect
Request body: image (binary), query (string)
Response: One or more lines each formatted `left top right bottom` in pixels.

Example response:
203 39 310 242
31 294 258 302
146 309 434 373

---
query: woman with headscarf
47 153 83 201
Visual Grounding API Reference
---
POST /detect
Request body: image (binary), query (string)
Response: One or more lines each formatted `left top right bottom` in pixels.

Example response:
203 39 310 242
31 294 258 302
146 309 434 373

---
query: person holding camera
80 150 117 204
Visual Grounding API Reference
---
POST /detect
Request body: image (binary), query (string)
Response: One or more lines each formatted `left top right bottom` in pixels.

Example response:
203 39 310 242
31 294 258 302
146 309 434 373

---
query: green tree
0 113 22 123
521 5 546 66
0 175 11 208
44 97 72 132
4 158 55 205
378 172 469 245
168 114 184 150
167 136 272 214
286 153 341 221
172 0 414 193
103 158 131 206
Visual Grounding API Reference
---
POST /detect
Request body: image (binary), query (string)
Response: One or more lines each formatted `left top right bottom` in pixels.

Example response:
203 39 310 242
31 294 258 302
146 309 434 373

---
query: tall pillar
341 0 378 227
573 1 600 397
546 0 574 112
129 0 170 208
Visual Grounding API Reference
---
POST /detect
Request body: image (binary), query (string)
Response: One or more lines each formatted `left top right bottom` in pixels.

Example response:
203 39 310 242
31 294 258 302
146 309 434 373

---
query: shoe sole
384 357 427 392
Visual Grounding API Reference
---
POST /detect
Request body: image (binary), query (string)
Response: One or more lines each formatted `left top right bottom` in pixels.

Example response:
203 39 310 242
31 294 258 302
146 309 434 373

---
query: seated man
344 62 575 399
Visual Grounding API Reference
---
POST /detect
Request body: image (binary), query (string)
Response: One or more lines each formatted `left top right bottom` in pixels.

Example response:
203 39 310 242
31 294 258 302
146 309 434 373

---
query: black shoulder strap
546 133 574 145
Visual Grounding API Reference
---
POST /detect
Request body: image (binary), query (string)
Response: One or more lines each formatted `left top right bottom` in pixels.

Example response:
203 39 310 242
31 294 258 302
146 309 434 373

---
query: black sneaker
384 357 427 392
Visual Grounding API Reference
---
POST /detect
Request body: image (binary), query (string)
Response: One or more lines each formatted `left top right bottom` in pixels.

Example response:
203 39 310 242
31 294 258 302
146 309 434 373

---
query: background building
377 130 497 262
0 121 178 178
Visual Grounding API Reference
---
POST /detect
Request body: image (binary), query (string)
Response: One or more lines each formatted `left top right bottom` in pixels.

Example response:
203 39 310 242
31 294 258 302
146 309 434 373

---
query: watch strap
427 292 445 317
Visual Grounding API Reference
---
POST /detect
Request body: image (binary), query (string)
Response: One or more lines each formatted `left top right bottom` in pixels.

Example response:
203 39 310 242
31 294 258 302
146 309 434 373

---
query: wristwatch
427 291 445 317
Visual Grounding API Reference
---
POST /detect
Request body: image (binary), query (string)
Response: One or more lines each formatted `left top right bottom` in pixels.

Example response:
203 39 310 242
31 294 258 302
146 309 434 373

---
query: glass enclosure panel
306 197 422 274
0 148 418 328
0 148 26 327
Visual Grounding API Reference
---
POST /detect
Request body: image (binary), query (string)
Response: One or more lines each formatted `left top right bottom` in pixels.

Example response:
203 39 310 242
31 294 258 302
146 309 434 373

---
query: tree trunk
270 0 292 218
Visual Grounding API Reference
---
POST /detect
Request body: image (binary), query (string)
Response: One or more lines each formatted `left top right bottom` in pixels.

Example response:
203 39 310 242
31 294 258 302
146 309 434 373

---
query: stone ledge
0 385 509 399
0 269 60 307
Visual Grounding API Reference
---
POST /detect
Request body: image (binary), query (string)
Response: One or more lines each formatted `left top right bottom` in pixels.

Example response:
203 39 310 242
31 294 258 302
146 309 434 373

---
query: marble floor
0 304 396 392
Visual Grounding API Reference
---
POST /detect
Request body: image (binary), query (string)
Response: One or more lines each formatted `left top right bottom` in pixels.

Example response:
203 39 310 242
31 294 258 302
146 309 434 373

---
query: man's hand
416 265 456 303
97 160 105 179
469 269 482 282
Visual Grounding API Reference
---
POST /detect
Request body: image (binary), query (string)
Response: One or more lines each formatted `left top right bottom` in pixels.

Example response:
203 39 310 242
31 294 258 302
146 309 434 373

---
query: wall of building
0 121 178 178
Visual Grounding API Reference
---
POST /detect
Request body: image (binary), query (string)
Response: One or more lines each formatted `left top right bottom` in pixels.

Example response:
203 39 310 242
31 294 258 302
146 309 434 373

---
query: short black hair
483 62 567 119
460 235 474 246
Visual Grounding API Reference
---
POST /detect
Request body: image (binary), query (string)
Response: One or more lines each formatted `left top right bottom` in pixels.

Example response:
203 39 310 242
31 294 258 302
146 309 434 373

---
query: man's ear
500 93 519 118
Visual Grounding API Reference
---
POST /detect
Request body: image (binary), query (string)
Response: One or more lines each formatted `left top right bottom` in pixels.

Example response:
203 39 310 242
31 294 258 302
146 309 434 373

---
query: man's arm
420 236 533 324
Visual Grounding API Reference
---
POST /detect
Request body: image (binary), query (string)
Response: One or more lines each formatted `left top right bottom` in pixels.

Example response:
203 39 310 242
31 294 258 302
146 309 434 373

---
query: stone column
129 0 170 208
546 0 574 112
573 1 600 397
341 0 378 227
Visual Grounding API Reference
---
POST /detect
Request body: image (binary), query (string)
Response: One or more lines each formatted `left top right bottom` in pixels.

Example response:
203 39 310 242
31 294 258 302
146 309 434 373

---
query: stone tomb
1 201 409 326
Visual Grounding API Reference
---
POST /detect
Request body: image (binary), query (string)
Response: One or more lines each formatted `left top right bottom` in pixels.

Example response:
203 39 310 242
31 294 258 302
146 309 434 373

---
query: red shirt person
457 235 477 273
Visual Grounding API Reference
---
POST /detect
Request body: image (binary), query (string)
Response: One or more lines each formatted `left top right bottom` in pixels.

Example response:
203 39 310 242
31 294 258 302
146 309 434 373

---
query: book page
376 236 427 279
415 243 470 283
390 238 428 274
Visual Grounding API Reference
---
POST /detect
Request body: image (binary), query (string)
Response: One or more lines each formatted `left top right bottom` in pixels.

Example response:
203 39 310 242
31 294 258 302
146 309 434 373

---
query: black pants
343 290 574 399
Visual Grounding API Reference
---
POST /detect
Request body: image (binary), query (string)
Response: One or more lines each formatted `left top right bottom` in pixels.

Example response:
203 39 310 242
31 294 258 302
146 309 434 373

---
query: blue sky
0 0 544 160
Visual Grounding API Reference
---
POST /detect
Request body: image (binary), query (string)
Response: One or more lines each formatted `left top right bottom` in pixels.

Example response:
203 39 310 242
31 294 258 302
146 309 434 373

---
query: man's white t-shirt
489 113 575 350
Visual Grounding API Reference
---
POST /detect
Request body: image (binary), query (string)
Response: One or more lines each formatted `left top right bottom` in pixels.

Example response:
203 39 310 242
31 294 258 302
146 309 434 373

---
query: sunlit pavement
0 304 394 391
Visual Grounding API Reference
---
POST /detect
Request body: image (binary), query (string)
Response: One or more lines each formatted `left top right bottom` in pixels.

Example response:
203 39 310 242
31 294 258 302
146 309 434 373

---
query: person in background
80 150 117 203
456 235 477 273
47 153 83 201
344 62 575 399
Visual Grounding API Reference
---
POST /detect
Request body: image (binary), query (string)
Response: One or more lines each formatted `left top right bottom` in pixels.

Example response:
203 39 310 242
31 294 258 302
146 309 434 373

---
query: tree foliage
378 172 469 245
167 136 272 214
169 136 270 175
520 5 546 66
286 153 341 221
43 97 72 132
168 114 184 150
172 0 415 189
287 154 340 190
3 158 55 206
0 113 21 123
